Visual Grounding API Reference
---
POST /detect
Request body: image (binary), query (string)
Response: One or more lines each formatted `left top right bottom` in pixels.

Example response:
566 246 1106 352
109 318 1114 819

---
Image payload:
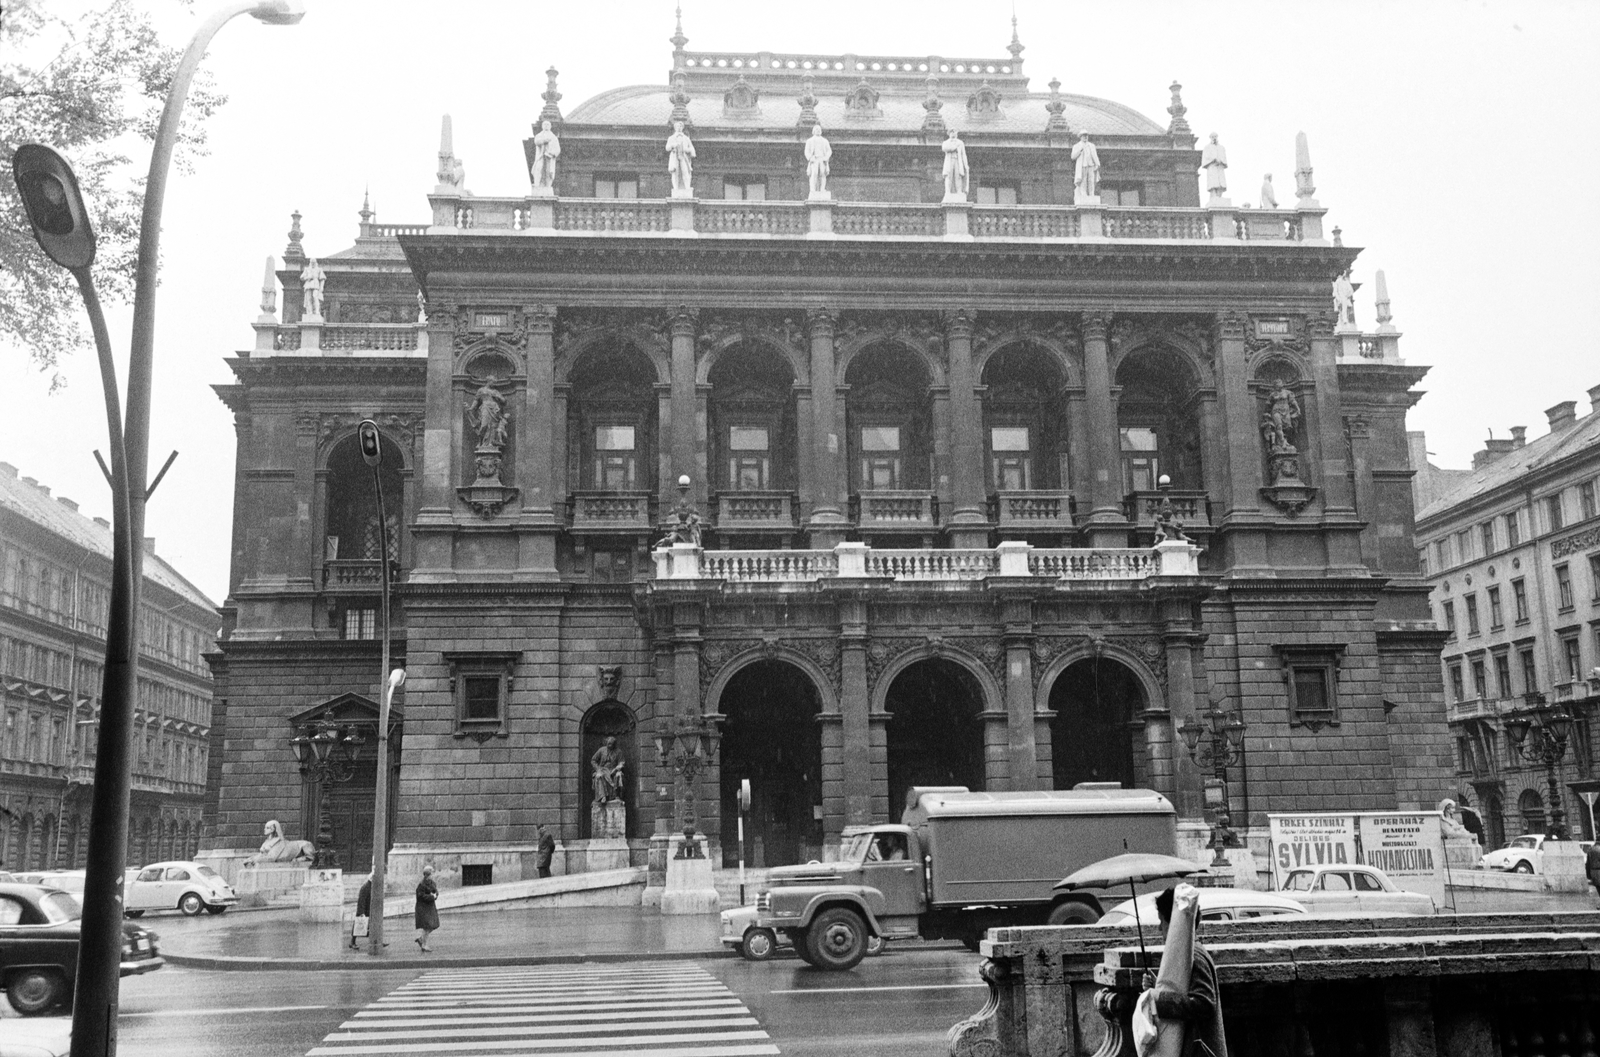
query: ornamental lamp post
655 716 721 836
291 711 364 868
1178 701 1247 866
14 9 302 1054
1505 693 1573 840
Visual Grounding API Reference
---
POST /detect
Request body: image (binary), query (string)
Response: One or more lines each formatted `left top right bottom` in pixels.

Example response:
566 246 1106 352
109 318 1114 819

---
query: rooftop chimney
1546 401 1578 432
93 517 109 528
56 497 78 512
1589 384 1600 416
1510 425 1527 448
0 462 16 478
143 536 157 556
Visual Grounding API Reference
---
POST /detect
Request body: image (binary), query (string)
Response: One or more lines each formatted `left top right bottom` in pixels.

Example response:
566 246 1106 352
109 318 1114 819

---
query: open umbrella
1054 852 1207 966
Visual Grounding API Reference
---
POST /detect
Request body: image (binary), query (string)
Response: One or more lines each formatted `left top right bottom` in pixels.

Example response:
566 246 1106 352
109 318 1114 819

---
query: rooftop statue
666 119 696 196
941 129 969 199
1332 269 1356 328
1201 132 1228 202
299 258 326 319
531 119 561 190
805 124 832 197
1259 174 1278 210
1071 132 1100 199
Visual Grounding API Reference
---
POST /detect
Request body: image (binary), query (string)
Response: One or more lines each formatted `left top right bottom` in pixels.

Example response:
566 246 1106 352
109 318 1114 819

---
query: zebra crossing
305 962 780 1056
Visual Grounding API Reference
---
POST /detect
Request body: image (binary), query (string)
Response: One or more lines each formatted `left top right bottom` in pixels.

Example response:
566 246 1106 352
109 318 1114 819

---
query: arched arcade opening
1049 656 1144 790
885 658 986 814
716 660 823 868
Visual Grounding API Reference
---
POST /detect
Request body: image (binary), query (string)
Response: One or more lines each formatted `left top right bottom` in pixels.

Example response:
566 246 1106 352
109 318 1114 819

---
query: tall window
975 181 1019 205
1480 522 1497 556
1471 659 1488 700
1488 585 1503 629
1547 493 1565 532
1418 548 1430 576
724 425 771 490
1556 564 1573 609
1591 554 1600 601
858 426 902 490
1441 600 1456 637
1520 648 1538 694
593 425 638 490
342 608 376 640
1456 529 1473 562
1581 480 1597 521
1099 183 1144 206
593 174 638 199
1563 637 1583 681
1434 537 1452 569
1494 652 1513 698
1120 427 1160 493
1512 578 1529 622
722 177 766 200
1464 594 1480 635
1448 664 1464 702
1277 646 1342 730
447 653 516 740
990 426 1032 491
1505 510 1521 547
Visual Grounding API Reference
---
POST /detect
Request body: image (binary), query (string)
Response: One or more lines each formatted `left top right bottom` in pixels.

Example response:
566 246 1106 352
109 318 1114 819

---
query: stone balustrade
991 490 1075 530
713 491 797 531
322 559 398 589
1445 694 1507 723
947 912 1600 1057
414 193 1328 245
570 491 654 533
1339 330 1403 364
656 539 1200 583
854 490 938 530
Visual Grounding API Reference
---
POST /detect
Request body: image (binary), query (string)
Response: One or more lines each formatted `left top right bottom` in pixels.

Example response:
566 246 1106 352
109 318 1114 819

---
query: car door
164 867 193 909
859 832 924 920
1315 870 1360 913
0 893 75 977
127 866 166 911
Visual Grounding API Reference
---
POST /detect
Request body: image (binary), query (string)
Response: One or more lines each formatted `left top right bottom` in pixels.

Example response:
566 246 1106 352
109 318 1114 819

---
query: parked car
1479 834 1546 873
1279 864 1435 915
9 873 84 899
123 861 237 917
721 902 887 962
0 881 163 1015
1097 888 1307 927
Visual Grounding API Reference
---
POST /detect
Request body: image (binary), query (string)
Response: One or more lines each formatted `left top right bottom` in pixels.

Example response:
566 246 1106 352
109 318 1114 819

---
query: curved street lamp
1179 701 1247 866
14 6 303 1054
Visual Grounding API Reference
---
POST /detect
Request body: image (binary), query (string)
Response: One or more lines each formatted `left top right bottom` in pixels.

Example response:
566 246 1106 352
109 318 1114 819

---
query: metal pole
74 9 289 1053
369 463 391 954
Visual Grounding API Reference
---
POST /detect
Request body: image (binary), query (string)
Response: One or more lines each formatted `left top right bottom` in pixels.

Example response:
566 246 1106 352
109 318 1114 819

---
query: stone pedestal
1443 835 1482 871
641 831 672 909
669 195 696 232
237 863 308 905
659 833 719 915
1077 201 1103 238
942 198 972 239
526 195 554 230
299 867 344 923
591 799 626 839
807 197 834 237
1153 540 1202 576
1540 840 1590 893
582 838 632 873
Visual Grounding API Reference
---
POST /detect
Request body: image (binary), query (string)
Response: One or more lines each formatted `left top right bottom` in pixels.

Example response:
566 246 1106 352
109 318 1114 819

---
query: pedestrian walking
1137 884 1227 1057
350 874 373 949
414 864 439 952
537 823 555 879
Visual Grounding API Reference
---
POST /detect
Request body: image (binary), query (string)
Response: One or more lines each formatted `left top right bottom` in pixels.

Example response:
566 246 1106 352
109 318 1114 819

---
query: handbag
352 914 370 938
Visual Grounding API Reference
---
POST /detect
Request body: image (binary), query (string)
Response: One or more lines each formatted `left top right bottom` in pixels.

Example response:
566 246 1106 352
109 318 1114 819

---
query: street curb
162 948 736 972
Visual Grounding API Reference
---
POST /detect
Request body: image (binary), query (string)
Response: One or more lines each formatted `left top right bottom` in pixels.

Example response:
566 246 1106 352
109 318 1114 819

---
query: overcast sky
2 0 1596 605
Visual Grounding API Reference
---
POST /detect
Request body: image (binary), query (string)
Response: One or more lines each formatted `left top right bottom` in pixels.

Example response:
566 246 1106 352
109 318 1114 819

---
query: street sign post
738 778 751 904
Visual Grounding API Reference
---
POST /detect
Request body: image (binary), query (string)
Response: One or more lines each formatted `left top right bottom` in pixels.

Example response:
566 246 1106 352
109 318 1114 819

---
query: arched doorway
579 699 637 840
717 661 822 868
1049 657 1143 789
885 658 986 815
1518 788 1545 837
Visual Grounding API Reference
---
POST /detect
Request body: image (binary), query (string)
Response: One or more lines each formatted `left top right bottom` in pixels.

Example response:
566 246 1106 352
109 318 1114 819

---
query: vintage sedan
1097 888 1307 927
721 902 888 962
0 881 163 1015
1479 834 1547 873
123 861 237 917
1279 863 1435 915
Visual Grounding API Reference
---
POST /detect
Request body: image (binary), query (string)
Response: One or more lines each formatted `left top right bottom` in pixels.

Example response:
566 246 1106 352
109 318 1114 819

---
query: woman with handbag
414 864 439 952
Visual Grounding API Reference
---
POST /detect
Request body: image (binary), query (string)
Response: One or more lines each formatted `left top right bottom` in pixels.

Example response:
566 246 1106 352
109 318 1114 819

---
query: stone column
817 712 845 851
1307 312 1366 573
1080 311 1125 545
982 710 1012 791
413 303 460 577
518 306 558 577
806 308 848 545
1212 311 1269 571
835 592 873 825
290 413 318 589
944 309 989 548
668 308 700 502
1003 648 1039 792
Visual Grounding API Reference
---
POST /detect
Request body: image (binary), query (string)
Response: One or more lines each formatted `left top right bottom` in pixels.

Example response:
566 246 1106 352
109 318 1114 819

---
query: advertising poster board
1266 814 1358 891
1356 813 1446 904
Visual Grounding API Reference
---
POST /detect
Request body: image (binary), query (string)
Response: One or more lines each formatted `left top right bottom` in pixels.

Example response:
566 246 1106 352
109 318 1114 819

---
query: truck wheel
7 969 66 1015
790 930 816 966
740 927 778 962
806 907 867 971
1047 901 1100 926
1513 860 1534 874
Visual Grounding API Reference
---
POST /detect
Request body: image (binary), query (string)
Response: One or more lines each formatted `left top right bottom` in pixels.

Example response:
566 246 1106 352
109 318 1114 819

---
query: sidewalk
158 902 727 971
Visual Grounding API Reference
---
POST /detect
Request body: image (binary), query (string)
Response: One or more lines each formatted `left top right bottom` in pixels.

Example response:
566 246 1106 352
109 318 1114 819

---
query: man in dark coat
414 864 439 952
1145 885 1228 1057
536 824 556 879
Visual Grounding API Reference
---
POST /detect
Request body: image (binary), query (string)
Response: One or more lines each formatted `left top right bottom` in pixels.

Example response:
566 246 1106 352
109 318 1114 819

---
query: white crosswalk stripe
306 962 780 1056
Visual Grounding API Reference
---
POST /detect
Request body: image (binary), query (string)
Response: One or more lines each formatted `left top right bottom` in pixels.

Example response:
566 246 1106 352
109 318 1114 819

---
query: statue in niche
666 119 696 195
531 119 560 189
590 735 625 805
1260 383 1302 454
941 129 969 198
1201 132 1228 201
1259 173 1278 210
465 377 510 449
299 258 326 318
1071 132 1100 199
804 124 832 196
597 665 622 701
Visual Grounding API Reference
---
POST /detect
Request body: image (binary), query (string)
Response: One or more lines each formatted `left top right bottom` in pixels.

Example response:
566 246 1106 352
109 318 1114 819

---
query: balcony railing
569 491 654 533
420 194 1326 244
1447 696 1504 724
322 559 400 589
990 490 1075 531
853 491 938 531
714 491 798 532
1124 490 1212 530
657 539 1199 584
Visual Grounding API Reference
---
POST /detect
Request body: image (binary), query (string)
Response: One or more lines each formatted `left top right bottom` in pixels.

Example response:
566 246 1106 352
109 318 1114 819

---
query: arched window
1115 347 1204 494
325 434 404 563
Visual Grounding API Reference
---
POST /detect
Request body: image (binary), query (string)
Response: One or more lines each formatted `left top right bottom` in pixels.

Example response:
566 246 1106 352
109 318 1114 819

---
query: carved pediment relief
844 79 882 118
967 81 1003 118
723 75 761 115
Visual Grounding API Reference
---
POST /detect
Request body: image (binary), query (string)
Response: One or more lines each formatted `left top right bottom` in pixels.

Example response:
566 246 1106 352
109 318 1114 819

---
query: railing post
834 541 868 578
996 540 1032 577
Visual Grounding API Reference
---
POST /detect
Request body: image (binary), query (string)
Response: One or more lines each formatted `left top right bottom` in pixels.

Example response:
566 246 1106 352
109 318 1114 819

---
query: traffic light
357 419 382 467
11 144 96 270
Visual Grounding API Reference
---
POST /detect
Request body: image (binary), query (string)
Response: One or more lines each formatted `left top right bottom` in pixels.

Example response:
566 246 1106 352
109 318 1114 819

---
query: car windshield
1509 837 1539 849
1283 871 1314 892
41 892 81 924
839 834 875 863
1098 910 1133 926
